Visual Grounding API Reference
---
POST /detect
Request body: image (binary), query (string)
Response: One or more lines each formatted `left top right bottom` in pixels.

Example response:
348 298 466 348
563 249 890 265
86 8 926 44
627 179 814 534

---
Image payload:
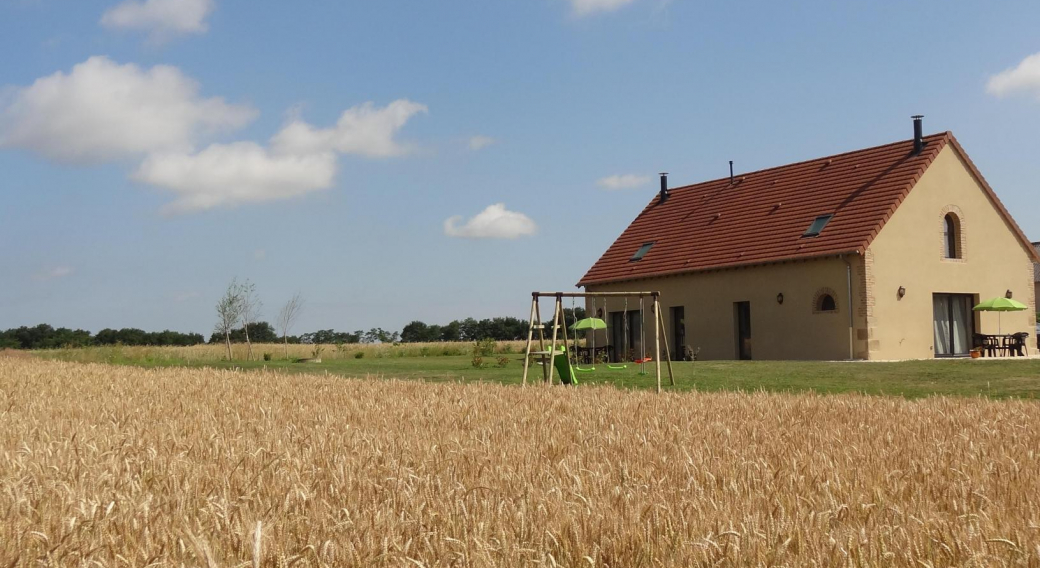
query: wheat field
38 340 529 365
2 358 1039 566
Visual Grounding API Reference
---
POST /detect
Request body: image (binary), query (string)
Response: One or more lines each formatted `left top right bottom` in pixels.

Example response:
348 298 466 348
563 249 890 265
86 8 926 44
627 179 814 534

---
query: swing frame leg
560 296 573 384
521 295 537 387
547 295 562 385
655 296 675 386
536 299 548 383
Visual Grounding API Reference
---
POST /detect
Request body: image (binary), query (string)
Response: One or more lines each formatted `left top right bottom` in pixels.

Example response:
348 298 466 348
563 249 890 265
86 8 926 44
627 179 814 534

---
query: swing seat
606 364 627 370
574 366 596 373
635 357 653 364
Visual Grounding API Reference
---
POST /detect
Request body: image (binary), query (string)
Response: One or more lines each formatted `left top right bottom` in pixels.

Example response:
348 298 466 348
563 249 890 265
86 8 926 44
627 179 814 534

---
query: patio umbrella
973 297 1027 334
569 317 607 331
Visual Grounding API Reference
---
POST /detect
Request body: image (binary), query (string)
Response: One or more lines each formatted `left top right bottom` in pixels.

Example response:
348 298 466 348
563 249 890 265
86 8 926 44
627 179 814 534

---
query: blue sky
2 0 1040 335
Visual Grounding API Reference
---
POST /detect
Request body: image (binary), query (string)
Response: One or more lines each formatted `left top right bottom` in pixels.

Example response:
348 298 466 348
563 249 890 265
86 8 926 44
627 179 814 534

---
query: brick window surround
813 287 840 314
940 205 966 262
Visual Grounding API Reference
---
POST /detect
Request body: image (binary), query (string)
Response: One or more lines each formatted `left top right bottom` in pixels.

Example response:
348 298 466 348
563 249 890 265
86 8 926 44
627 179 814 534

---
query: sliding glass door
608 311 642 362
933 294 974 357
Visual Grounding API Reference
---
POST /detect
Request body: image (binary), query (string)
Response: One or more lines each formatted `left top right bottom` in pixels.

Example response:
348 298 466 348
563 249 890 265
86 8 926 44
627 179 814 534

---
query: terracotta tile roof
580 132 1038 286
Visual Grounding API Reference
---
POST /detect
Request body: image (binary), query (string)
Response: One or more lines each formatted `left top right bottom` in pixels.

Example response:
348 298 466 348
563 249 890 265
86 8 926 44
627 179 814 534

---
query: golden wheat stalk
0 357 1037 566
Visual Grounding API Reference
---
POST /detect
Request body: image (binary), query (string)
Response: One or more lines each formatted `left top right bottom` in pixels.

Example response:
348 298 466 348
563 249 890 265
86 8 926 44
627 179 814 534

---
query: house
579 118 1040 360
1034 242 1040 321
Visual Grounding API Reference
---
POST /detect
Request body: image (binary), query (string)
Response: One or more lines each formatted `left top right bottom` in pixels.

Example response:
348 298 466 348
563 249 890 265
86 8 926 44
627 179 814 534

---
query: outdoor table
575 345 613 364
977 334 1023 357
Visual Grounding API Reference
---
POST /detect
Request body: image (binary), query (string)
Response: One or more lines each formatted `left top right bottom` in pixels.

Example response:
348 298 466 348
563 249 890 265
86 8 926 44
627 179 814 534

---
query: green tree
215 279 245 360
400 321 430 343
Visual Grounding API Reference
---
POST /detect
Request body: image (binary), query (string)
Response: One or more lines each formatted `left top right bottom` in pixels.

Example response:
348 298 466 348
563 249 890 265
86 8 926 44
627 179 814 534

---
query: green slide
550 345 578 385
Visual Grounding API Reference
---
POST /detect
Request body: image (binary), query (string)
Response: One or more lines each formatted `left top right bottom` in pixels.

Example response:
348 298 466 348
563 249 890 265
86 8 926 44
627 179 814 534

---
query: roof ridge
666 131 951 193
849 133 950 256
579 131 961 287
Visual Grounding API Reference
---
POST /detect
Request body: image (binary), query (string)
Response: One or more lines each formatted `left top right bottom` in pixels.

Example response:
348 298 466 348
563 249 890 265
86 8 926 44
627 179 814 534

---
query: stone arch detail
813 287 839 314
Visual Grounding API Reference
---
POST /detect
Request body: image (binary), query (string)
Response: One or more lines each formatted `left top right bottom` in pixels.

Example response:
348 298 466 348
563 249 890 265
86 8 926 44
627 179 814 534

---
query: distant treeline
0 324 205 350
399 309 586 343
0 323 399 350
0 308 589 350
204 323 400 345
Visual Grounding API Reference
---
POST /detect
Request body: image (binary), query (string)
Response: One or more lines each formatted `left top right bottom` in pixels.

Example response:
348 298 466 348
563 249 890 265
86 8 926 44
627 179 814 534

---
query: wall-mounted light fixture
1006 289 1013 299
897 286 906 299
776 293 784 305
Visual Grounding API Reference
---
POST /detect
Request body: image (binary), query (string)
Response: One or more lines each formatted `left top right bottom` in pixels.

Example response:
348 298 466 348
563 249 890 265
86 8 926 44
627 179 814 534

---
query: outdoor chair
972 333 985 353
1008 332 1029 357
977 334 1004 357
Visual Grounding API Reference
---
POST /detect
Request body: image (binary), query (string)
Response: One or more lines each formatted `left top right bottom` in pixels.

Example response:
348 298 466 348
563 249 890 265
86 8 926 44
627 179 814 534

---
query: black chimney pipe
729 160 734 184
659 172 668 203
912 115 924 154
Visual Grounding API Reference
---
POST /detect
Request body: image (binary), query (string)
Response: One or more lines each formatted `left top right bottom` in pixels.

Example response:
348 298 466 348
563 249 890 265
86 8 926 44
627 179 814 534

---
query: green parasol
973 297 1027 334
569 317 608 331
973 297 1027 311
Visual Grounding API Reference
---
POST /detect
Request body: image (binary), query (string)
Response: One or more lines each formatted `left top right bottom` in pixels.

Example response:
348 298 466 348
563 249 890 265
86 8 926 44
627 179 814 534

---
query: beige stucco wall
585 255 868 361
864 145 1037 360
1035 281 1040 320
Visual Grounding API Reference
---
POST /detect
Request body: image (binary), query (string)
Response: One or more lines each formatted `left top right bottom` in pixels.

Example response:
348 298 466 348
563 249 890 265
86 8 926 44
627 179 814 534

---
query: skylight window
630 242 654 261
803 214 833 237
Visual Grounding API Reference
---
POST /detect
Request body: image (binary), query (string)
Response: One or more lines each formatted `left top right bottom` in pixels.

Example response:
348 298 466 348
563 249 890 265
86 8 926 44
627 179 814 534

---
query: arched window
944 214 960 259
817 294 836 312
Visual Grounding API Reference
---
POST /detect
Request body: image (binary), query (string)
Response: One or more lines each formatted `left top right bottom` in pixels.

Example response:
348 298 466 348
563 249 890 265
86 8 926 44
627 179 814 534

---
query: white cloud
101 0 214 41
444 203 537 239
34 266 74 281
133 99 426 213
0 57 425 213
253 249 266 260
270 100 427 158
468 135 496 151
0 56 256 164
569 0 637 16
133 142 338 213
987 53 1040 99
597 174 650 190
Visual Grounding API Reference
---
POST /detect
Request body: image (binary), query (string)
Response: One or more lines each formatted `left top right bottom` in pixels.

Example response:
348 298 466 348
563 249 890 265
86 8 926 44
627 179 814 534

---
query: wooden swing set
521 291 675 393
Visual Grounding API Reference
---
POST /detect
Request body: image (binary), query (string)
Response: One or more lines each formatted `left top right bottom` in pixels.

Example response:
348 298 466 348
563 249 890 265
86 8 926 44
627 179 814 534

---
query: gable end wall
864 145 1036 359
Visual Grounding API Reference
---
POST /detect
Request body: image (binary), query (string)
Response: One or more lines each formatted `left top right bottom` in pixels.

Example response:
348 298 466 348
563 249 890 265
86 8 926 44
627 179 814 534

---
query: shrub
354 351 365 359
471 356 484 368
473 338 496 357
495 356 509 368
263 352 272 362
312 346 325 359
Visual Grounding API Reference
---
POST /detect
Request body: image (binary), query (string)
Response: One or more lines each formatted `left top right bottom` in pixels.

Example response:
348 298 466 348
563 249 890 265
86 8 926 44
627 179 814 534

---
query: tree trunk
244 324 253 361
224 331 233 361
283 334 288 359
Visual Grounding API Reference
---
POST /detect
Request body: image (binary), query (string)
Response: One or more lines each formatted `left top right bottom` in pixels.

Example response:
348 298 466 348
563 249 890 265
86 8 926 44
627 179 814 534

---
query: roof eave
578 249 863 288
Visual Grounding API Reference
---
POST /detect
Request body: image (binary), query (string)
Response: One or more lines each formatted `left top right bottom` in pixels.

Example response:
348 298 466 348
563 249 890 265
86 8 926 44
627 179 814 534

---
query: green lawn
42 349 1040 399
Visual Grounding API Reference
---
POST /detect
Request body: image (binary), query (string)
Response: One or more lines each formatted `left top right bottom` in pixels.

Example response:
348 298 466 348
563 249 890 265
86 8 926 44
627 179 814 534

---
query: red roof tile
580 132 1038 286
